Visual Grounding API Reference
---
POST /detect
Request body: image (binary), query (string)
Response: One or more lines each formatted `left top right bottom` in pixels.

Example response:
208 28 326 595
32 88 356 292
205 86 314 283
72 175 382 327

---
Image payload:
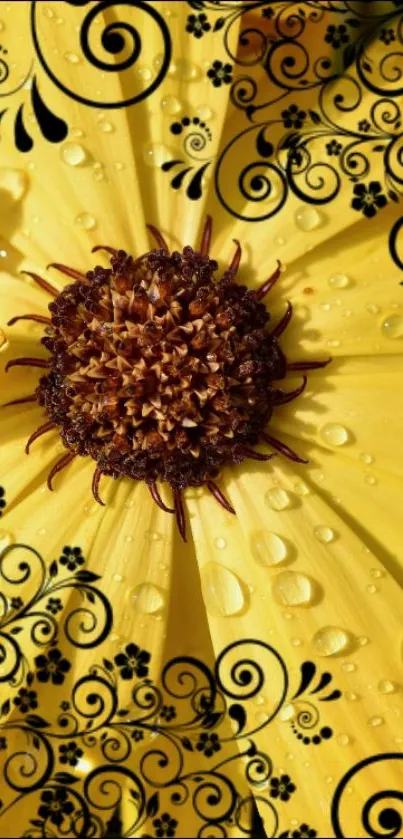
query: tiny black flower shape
207 60 233 87
9 596 23 610
186 12 211 39
351 181 387 218
358 118 371 133
114 643 150 680
324 24 349 48
59 545 84 572
59 741 83 767
60 700 70 711
46 596 63 615
152 811 178 838
261 6 275 18
269 773 296 802
326 139 342 156
13 687 38 713
292 825 317 839
131 728 144 742
196 732 221 758
0 736 7 751
0 486 6 515
38 787 74 827
281 103 306 130
379 27 395 45
160 704 176 722
35 647 71 685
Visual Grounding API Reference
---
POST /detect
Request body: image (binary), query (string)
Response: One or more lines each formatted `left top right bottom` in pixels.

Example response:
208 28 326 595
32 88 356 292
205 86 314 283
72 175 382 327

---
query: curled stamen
255 260 282 301
47 263 89 282
270 301 293 339
47 452 75 490
146 224 169 253
274 376 307 406
173 489 187 543
260 431 308 464
241 447 276 462
21 271 58 297
5 357 49 372
25 421 55 454
288 358 331 371
2 394 37 408
91 245 119 256
228 239 242 276
199 215 212 257
7 314 51 326
148 482 175 514
92 466 106 506
206 481 236 515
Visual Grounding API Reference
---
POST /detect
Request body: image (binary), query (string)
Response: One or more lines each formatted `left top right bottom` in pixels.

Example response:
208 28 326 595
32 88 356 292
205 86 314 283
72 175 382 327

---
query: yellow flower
0 3 402 838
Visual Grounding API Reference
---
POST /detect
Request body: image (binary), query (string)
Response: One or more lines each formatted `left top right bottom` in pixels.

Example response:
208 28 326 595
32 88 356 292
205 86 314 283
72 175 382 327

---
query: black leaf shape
187 162 210 200
309 110 321 125
389 189 399 202
214 17 225 32
31 76 68 143
181 737 194 751
171 167 192 190
103 658 114 672
228 703 246 734
373 145 386 151
14 105 33 152
309 671 332 695
54 771 79 785
25 714 50 729
49 560 58 578
116 709 130 717
161 159 183 172
343 44 356 69
346 18 361 27
256 127 273 157
86 590 95 604
10 627 22 635
30 820 44 829
1 699 10 716
362 60 372 73
32 736 40 750
26 672 34 686
146 791 160 818
293 661 316 698
75 570 101 582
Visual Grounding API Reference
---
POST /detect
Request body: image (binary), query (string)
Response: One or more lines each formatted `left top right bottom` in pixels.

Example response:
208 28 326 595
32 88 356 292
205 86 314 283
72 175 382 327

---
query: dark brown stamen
206 481 236 515
255 260 282 300
173 490 187 543
274 376 307 406
148 482 175 514
2 394 37 408
5 357 49 372
7 314 51 326
288 358 331 371
20 271 58 297
260 432 308 464
92 466 106 506
91 245 119 256
25 421 55 454
47 452 75 490
240 447 276 462
199 214 212 257
271 301 293 339
229 239 242 276
47 263 89 282
146 224 169 253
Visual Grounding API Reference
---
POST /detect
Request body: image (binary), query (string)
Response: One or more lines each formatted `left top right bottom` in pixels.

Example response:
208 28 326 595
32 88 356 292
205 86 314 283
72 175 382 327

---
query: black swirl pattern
331 753 403 839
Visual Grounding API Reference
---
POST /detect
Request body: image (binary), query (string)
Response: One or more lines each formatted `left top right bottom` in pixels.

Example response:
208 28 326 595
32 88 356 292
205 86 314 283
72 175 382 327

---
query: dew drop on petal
367 715 384 727
153 53 164 71
341 662 357 673
200 562 245 617
75 212 97 230
131 582 165 615
265 487 292 511
381 314 403 339
214 537 227 550
366 302 380 315
137 65 153 81
272 571 314 606
161 95 182 115
250 531 288 566
329 273 351 289
337 733 351 746
312 626 351 656
0 248 7 258
320 423 349 447
366 584 378 594
295 207 323 231
360 452 374 464
378 679 397 695
97 119 114 133
345 691 358 701
275 236 286 246
64 51 81 64
112 574 124 583
143 143 171 168
278 702 296 721
293 481 310 496
0 168 27 201
314 525 335 543
0 530 13 551
196 104 214 121
60 142 88 167
113 161 125 171
365 474 377 486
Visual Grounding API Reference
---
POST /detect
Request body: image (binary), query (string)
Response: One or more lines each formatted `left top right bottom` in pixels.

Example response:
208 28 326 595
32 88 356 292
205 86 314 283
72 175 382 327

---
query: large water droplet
60 142 88 167
250 531 288 566
131 582 165 615
143 143 170 168
97 119 114 134
320 423 349 447
312 626 351 656
278 702 296 721
169 58 198 80
329 273 351 289
265 487 292 511
75 212 96 230
201 562 245 617
272 571 313 606
381 314 403 339
0 168 27 202
214 537 227 550
196 104 214 121
295 207 323 231
314 525 335 543
378 679 397 695
0 530 13 551
161 95 182 115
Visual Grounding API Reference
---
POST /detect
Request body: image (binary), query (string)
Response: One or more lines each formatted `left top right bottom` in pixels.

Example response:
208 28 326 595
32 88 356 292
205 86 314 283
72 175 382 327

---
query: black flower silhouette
186 13 211 39
35 648 71 685
262 6 275 18
13 687 38 713
9 596 23 610
59 741 83 767
131 729 144 742
379 28 395 45
46 597 63 615
160 704 177 722
324 24 349 48
0 736 7 751
0 486 6 516
281 103 306 129
38 788 74 827
114 643 150 679
279 826 317 839
196 732 221 757
59 545 84 572
153 812 178 838
326 139 342 156
351 181 387 218
358 119 371 132
60 700 70 711
207 60 233 87
270 773 296 802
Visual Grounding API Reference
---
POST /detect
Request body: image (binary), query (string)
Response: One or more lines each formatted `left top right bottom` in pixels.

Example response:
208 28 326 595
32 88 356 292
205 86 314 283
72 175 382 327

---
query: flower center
5 217 330 540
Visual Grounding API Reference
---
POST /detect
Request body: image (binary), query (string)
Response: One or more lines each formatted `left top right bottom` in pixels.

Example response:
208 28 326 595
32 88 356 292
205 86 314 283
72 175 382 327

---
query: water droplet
366 302 380 315
113 574 124 583
366 584 378 594
272 571 314 607
64 51 80 64
83 502 99 516
329 273 351 289
275 236 286 246
0 328 8 353
320 423 349 447
161 95 182 115
113 161 125 171
75 212 97 231
0 530 13 551
131 582 165 615
327 339 341 348
365 474 377 486
60 142 88 167
153 53 164 71
125 535 133 543
196 104 214 121
43 5 55 18
143 143 170 168
360 452 374 465
0 21 5 32
93 170 105 182
278 702 296 721
314 525 335 544
144 530 162 542
295 207 323 231
313 626 351 656
0 248 7 257
214 537 227 550
265 487 292 511
200 562 245 617
37 527 47 536
368 715 384 727
169 58 198 80
345 691 358 701
293 481 310 496
97 119 114 133
0 168 27 202
341 662 357 673
291 637 303 647
321 302 331 311
136 65 152 81
71 127 84 138
250 531 288 566
357 635 369 647
337 733 351 746
370 568 384 579
381 314 403 339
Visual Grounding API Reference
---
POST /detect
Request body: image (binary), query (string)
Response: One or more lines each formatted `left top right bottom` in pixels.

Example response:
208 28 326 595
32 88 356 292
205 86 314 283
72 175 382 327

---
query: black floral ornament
0 486 6 516
59 545 84 571
59 740 83 767
9 596 23 610
114 642 151 679
358 119 371 132
326 139 342 156
261 6 275 19
196 732 221 758
207 60 233 87
186 12 211 39
46 596 63 615
279 825 317 838
270 774 296 802
379 27 395 45
35 647 71 685
131 729 144 742
324 24 350 48
38 787 74 828
13 687 38 713
351 181 388 218
281 104 306 129
0 736 7 751
160 704 177 721
153 812 178 838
